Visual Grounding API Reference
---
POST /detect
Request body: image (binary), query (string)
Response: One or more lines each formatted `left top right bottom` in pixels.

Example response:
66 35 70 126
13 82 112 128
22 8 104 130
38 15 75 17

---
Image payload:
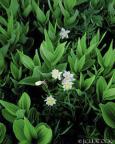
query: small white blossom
61 71 75 90
51 69 62 80
35 80 46 86
44 96 56 106
62 81 73 91
59 28 70 39
63 71 75 82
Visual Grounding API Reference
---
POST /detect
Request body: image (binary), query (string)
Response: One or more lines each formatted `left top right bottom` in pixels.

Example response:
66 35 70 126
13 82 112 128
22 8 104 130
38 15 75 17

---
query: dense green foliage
0 0 115 143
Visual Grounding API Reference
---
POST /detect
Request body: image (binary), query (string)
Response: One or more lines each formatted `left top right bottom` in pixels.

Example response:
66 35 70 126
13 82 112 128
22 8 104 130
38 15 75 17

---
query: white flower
63 71 75 82
62 80 73 91
51 69 62 80
44 96 56 106
59 28 70 39
35 80 46 86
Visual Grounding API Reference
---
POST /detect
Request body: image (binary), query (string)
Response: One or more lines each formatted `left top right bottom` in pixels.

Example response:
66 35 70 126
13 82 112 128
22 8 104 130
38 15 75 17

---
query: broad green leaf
32 0 46 24
2 109 16 123
79 73 84 89
59 0 70 18
24 118 37 141
84 75 95 90
7 13 14 34
100 102 115 128
19 76 40 86
16 109 25 119
56 63 67 71
10 62 19 80
77 55 85 72
80 33 87 53
53 43 65 65
96 76 107 97
0 44 9 56
13 119 26 141
9 0 19 17
18 92 31 112
18 51 34 70
85 43 97 56
28 108 39 124
33 50 41 67
44 30 54 52
90 30 99 46
0 100 19 116
32 66 41 79
23 5 32 17
36 123 52 144
0 52 5 74
103 41 114 67
65 10 79 26
77 38 83 57
0 123 6 143
103 88 115 100
64 0 76 10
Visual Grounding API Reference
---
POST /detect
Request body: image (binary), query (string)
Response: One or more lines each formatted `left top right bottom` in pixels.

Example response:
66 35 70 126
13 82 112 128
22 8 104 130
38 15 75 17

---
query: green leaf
16 109 25 119
7 13 14 34
64 0 76 10
52 43 65 65
84 75 95 90
76 55 86 72
19 76 40 86
18 51 34 70
36 123 52 144
56 63 67 71
13 119 26 141
44 30 54 52
2 109 16 123
0 52 5 75
9 0 19 17
77 38 83 57
24 118 37 141
23 5 32 17
40 42 54 66
65 10 79 26
18 92 31 112
0 123 6 144
85 43 97 56
32 0 46 24
10 62 19 80
103 88 115 100
100 102 115 128
80 33 87 53
96 76 107 97
33 50 41 67
103 41 114 67
0 100 19 116
0 44 9 56
28 108 39 124
32 66 41 79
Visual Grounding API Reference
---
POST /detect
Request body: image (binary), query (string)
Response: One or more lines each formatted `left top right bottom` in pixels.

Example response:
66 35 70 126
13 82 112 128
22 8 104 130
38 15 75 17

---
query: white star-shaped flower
44 96 56 106
59 28 70 39
63 71 75 82
51 69 62 80
62 80 73 91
